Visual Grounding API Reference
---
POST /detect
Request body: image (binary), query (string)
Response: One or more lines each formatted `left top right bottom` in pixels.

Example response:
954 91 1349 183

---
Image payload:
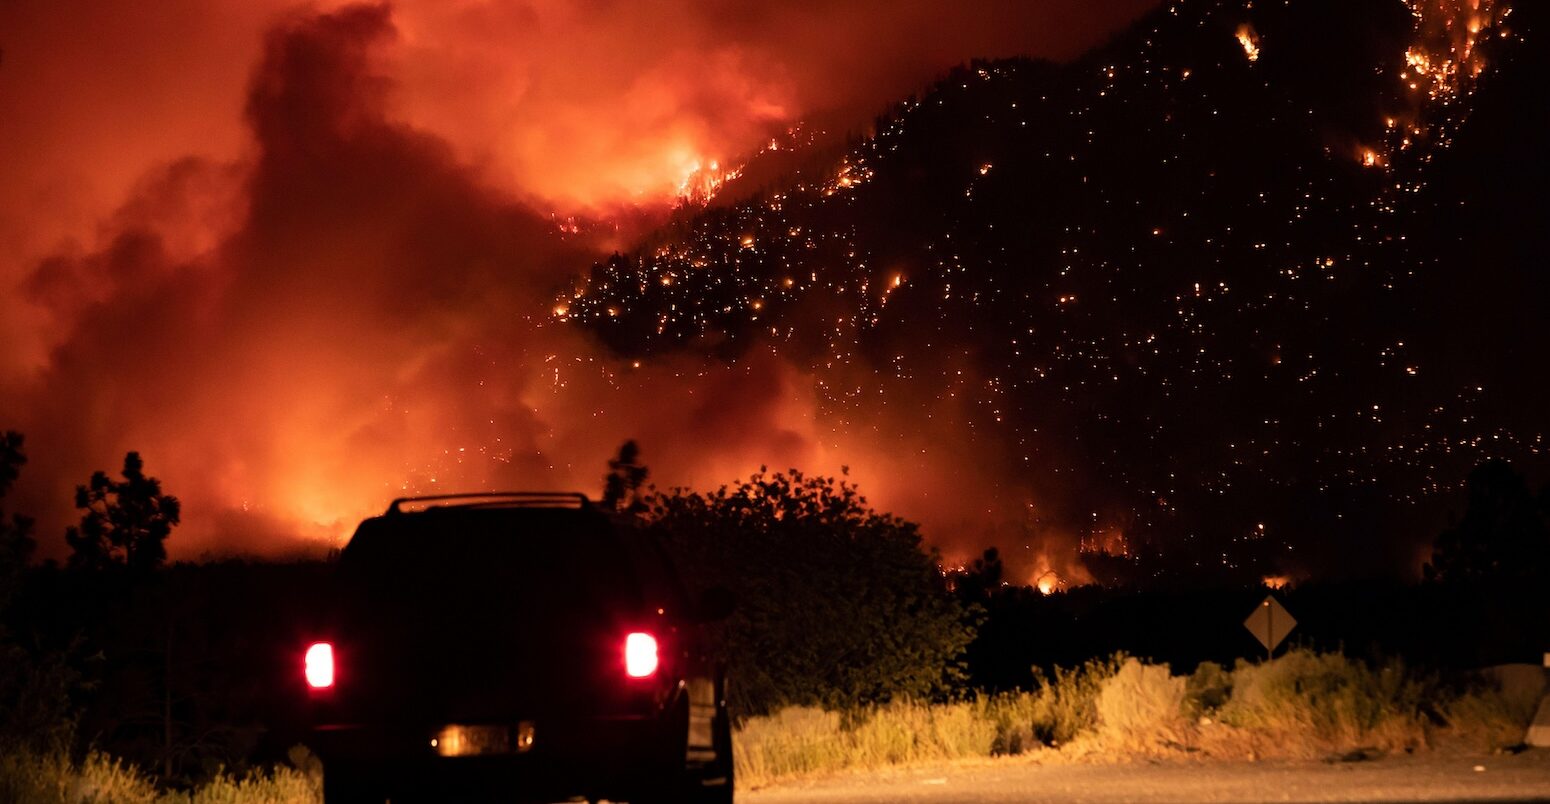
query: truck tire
323 762 389 804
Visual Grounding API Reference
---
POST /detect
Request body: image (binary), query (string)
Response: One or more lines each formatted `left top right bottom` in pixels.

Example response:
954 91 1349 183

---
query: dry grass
0 749 320 804
733 701 999 787
1439 673 1545 752
733 650 1544 786
1092 658 1192 754
6 651 1538 796
1204 651 1432 759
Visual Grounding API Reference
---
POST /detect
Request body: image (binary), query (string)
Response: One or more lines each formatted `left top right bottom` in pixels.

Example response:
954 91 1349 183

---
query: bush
645 469 974 717
1024 655 1124 748
1095 658 1191 752
1215 649 1430 757
1186 661 1233 713
1440 672 1543 752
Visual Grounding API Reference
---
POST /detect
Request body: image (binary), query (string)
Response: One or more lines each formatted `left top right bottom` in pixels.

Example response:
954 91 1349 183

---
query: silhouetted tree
0 431 36 599
0 431 23 495
644 468 974 717
0 431 80 754
948 546 1004 603
601 440 649 514
1424 460 1550 584
65 452 180 573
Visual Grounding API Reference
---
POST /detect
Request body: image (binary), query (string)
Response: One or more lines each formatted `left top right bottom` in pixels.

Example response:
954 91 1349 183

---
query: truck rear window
336 513 645 617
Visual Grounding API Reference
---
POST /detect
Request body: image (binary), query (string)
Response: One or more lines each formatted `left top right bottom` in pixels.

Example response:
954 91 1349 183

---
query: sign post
1243 594 1297 661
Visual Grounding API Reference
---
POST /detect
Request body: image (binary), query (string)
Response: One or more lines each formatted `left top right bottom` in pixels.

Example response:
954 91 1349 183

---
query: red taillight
624 632 658 678
305 642 334 689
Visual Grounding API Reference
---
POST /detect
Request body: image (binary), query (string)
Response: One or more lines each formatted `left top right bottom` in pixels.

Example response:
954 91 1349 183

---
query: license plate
431 722 535 757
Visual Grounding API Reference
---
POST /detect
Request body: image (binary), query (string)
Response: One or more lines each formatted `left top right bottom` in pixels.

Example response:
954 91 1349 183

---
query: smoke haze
0 1 1154 561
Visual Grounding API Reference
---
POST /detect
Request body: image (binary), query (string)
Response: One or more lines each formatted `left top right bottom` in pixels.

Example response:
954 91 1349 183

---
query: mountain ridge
561 0 1546 582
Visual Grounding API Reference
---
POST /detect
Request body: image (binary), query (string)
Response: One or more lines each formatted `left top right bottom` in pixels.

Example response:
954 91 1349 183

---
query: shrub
1095 658 1191 752
1440 673 1542 752
1215 649 1430 757
1186 661 1233 714
645 469 974 718
1025 654 1124 748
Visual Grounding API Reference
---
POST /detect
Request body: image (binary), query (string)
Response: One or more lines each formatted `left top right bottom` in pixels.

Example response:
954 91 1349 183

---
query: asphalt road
742 750 1550 803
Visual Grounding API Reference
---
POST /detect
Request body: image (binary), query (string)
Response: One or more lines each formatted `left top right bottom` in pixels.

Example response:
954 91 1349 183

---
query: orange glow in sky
0 0 1156 568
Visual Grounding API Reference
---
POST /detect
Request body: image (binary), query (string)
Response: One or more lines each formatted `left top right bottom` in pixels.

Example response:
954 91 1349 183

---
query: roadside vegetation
0 749 318 804
1 435 1546 798
734 650 1543 787
4 652 1536 802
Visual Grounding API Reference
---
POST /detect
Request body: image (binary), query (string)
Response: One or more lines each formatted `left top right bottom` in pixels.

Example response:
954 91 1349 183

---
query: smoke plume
0 0 1152 559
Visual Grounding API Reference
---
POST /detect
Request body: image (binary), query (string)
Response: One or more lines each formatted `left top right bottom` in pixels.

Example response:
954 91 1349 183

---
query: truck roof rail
386 492 592 515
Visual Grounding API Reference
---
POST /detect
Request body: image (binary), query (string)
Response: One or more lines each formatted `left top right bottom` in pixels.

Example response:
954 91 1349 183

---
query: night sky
1 0 1543 586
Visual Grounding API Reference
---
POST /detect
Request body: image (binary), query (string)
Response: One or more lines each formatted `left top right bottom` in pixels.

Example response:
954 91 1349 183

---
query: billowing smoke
0 1 1152 558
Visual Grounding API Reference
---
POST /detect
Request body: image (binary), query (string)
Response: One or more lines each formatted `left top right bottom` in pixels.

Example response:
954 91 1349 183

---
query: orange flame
1235 24 1261 63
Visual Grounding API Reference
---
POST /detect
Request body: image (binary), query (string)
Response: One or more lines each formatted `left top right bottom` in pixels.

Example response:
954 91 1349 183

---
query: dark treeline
1 434 1547 785
955 458 1550 688
7 558 330 778
955 575 1550 692
0 433 331 781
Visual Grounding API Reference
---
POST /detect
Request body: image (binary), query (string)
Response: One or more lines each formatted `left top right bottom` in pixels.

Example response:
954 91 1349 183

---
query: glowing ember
824 159 874 196
1235 24 1261 63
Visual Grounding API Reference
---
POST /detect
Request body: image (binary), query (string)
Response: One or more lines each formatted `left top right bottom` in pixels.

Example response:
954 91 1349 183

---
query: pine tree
65 452 180 573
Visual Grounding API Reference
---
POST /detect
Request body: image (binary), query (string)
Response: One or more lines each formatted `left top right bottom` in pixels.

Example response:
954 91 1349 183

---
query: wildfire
1367 0 1511 171
824 158 874 197
1235 24 1261 63
1400 0 1508 105
1035 572 1060 595
677 159 746 207
1079 527 1130 556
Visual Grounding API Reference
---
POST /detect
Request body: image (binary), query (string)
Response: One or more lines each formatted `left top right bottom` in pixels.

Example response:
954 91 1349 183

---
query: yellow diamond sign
1244 594 1296 656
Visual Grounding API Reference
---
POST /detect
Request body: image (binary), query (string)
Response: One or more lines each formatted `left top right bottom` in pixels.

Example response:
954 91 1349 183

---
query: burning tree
601 440 650 515
65 452 180 574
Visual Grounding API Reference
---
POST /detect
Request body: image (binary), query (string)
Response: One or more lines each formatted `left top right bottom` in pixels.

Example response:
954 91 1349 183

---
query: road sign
1244 594 1296 659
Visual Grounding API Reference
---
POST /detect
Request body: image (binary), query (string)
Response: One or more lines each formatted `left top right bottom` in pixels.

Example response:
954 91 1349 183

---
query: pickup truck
302 493 733 803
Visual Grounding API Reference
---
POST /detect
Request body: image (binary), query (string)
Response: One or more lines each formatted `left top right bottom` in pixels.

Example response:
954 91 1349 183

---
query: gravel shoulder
742 750 1550 803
